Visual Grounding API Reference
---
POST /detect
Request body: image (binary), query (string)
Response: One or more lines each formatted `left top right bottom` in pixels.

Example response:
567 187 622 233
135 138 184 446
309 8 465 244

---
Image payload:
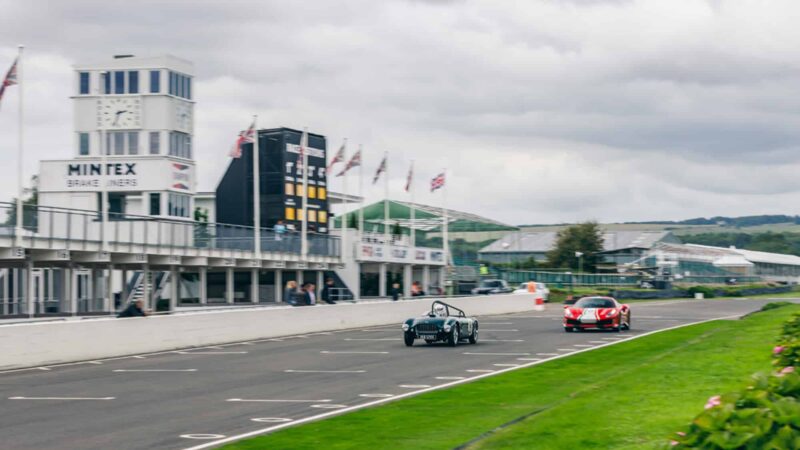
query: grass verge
224 305 799 450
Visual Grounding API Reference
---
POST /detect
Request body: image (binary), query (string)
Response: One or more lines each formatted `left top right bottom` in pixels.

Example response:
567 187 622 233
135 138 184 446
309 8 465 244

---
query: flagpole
442 168 449 267
358 144 364 243
252 115 261 259
300 127 309 259
14 45 23 247
340 138 348 260
383 151 389 245
409 160 415 248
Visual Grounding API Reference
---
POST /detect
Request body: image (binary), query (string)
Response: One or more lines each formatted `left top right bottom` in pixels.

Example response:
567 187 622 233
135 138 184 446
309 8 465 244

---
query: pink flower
677 432 686 436
704 395 721 410
670 440 679 446
777 366 796 377
774 346 785 355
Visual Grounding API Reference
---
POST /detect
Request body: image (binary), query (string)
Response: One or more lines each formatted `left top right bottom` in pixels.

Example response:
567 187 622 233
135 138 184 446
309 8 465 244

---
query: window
79 72 90 94
168 71 192 99
296 208 305 221
103 72 111 94
169 72 175 95
149 70 160 93
308 186 317 199
168 131 191 158
285 207 295 220
319 210 327 223
187 77 191 99
296 184 304 197
114 71 125 94
127 132 138 155
285 182 294 196
168 193 190 217
308 210 317 223
79 133 89 155
128 71 139 94
114 132 125 155
318 187 327 200
150 193 161 216
149 132 160 154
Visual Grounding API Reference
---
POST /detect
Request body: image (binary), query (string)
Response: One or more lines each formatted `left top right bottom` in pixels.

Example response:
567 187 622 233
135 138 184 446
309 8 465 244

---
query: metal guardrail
0 202 341 258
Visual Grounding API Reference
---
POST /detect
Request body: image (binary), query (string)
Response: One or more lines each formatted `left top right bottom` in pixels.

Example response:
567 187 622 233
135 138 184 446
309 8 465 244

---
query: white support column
378 263 387 298
296 270 303 287
199 267 208 305
12 268 19 315
70 268 79 315
250 268 259 304
275 269 283 303
107 264 115 314
89 268 98 313
316 270 324 296
63 267 72 314
225 267 234 304
403 264 412 298
121 268 128 305
26 260 34 317
169 267 179 311
422 265 431 295
440 267 447 296
2 268 8 315
142 264 150 311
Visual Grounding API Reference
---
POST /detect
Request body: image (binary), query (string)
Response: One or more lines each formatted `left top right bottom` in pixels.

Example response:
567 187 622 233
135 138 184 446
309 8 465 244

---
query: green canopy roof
333 200 517 233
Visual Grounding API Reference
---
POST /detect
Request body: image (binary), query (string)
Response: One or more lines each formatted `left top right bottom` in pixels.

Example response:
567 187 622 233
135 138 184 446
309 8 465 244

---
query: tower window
149 193 161 216
79 133 89 155
128 71 139 94
149 70 160 93
149 132 160 154
114 71 125 94
79 72 90 95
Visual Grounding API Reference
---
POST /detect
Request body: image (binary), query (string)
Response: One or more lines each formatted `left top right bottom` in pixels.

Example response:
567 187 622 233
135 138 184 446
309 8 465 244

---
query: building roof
334 200 517 232
479 230 673 254
649 243 800 267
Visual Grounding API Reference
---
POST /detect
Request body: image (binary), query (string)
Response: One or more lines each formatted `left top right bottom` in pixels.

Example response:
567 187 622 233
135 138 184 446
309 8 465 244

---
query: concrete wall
1 293 537 370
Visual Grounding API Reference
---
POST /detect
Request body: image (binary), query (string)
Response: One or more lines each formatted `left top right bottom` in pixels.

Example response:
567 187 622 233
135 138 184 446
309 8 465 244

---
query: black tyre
564 327 574 333
447 326 459 347
624 314 631 331
615 317 623 332
404 332 415 347
468 326 478 344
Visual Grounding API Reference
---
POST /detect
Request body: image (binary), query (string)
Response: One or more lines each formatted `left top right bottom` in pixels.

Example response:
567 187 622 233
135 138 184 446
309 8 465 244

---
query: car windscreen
574 297 616 308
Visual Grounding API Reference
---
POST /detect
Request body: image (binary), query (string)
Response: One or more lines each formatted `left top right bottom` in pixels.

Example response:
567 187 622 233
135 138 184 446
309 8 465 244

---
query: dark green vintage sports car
402 301 479 347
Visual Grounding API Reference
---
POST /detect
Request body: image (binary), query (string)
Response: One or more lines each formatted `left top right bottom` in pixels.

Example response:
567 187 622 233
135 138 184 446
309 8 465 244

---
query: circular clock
96 97 142 129
174 101 193 132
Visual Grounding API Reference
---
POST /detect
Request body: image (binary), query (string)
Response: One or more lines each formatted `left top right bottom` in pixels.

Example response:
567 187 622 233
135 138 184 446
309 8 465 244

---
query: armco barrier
0 293 537 371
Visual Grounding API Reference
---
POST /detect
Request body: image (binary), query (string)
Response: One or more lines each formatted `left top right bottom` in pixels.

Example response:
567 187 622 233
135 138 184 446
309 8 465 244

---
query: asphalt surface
0 298 790 450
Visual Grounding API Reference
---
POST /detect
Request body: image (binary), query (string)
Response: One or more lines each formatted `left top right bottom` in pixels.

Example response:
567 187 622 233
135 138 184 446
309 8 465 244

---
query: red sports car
563 296 631 332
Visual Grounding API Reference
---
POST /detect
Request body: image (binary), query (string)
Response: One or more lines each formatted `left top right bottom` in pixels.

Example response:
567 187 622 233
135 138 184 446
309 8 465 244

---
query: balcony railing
0 202 340 258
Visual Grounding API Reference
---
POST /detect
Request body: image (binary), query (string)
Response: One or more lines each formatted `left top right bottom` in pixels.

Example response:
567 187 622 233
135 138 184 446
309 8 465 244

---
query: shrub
762 302 794 312
687 285 716 299
774 314 800 369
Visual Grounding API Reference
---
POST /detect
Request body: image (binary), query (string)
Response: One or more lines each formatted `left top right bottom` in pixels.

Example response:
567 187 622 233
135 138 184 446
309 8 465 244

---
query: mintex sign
39 158 194 193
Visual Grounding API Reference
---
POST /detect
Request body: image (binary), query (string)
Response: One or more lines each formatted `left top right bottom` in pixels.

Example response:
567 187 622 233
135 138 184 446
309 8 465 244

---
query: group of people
388 281 427 301
284 278 338 306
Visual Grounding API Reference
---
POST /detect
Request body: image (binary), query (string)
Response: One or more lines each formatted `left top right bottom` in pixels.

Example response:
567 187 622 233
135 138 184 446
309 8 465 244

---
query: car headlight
606 310 618 317
444 325 451 332
402 324 410 331
564 309 572 317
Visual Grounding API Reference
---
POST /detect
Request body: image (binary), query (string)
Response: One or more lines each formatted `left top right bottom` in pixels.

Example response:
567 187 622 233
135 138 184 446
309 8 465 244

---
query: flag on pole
404 162 414 192
336 149 361 177
230 118 256 158
326 141 346 174
372 154 387 184
0 57 18 105
430 172 445 192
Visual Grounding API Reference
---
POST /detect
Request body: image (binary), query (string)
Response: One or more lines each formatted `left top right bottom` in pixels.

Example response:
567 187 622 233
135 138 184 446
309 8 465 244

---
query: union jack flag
326 140 346 174
372 155 387 184
430 172 445 192
336 149 361 177
230 119 256 158
404 162 414 192
0 57 18 106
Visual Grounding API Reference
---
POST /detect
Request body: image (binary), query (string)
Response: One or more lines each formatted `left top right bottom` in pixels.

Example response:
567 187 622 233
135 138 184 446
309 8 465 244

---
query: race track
0 298 788 450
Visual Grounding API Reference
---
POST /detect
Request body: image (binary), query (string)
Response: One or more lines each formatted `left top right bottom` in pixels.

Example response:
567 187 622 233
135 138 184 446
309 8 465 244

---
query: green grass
224 305 799 450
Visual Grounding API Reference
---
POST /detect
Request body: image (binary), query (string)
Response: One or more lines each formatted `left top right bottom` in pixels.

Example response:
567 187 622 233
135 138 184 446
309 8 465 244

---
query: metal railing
0 202 340 258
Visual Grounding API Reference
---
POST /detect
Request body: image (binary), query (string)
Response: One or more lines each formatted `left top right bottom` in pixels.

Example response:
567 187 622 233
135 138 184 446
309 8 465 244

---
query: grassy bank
224 305 799 450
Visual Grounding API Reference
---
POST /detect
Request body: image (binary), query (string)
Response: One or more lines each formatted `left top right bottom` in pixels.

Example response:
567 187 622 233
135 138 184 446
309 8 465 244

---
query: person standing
390 282 402 301
302 282 317 305
321 278 337 304
284 280 299 306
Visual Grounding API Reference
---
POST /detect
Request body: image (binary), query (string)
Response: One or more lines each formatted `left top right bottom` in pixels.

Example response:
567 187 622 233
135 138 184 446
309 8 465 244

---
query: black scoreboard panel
216 127 329 234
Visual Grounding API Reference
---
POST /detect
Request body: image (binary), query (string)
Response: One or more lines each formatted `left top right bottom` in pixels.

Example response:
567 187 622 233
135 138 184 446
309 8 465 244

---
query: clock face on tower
174 100 193 132
96 97 142 130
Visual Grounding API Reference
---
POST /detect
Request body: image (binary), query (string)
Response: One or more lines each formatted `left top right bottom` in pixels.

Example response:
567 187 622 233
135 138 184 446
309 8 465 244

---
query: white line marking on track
536 353 559 356
227 399 331 403
9 396 115 401
517 358 542 361
344 338 399 341
181 313 743 450
87 361 103 365
359 393 393 398
251 418 293 423
310 404 347 409
284 369 366 374
435 376 465 380
466 369 494 373
557 348 575 352
480 339 525 342
176 351 248 355
493 364 519 367
181 434 226 440
132 356 147 359
320 351 389 354
399 384 431 388
113 369 197 373
463 352 530 356
36 367 51 371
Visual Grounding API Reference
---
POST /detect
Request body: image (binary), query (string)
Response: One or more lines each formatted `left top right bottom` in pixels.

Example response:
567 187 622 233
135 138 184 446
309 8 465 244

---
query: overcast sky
0 0 799 226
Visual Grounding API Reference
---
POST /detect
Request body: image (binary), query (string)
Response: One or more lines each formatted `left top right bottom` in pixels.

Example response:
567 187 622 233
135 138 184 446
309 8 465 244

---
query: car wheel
564 327 573 333
469 327 478 344
404 332 415 347
624 314 631 331
448 326 459 347
615 317 623 332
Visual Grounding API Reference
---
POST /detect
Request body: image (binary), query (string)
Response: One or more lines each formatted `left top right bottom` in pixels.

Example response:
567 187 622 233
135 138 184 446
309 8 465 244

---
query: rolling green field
224 304 798 450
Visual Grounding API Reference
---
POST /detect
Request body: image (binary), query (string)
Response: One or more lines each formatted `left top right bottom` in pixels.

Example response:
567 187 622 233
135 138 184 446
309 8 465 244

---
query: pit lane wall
1 293 537 371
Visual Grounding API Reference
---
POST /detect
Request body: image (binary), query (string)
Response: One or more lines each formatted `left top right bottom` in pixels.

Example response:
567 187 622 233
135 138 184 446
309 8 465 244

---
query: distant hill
623 215 800 228
518 215 800 233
